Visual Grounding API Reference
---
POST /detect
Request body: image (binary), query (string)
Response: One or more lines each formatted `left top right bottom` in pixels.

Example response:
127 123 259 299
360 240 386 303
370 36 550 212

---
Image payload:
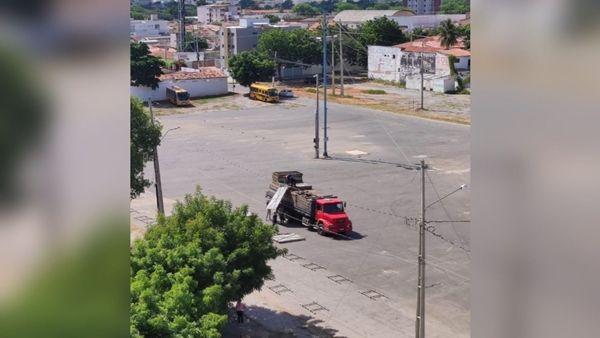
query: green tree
345 16 407 67
0 49 45 203
335 2 359 11
183 32 209 52
367 3 390 9
457 24 470 49
130 97 162 198
439 0 470 14
258 29 322 78
131 41 164 90
292 3 321 17
130 189 283 337
438 19 459 49
239 0 256 9
265 14 281 24
281 0 294 9
228 51 276 87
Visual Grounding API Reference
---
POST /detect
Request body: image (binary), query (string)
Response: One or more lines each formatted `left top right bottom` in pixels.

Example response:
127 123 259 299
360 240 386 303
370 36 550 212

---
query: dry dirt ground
290 81 471 125
151 92 304 116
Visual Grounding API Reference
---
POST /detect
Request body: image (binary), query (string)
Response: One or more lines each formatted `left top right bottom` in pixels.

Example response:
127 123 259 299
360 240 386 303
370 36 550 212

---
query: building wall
197 4 239 24
130 19 170 38
391 14 467 30
453 56 470 70
367 46 403 82
403 0 436 15
368 46 467 83
130 77 228 101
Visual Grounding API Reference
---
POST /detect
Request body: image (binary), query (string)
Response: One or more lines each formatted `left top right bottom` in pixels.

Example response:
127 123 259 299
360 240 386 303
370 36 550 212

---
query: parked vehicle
166 86 191 106
278 89 294 98
266 171 352 236
249 83 279 103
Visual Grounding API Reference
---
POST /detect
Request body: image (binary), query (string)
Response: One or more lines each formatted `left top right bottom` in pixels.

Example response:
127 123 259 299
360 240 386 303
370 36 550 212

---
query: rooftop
334 10 414 23
160 67 226 81
395 35 470 57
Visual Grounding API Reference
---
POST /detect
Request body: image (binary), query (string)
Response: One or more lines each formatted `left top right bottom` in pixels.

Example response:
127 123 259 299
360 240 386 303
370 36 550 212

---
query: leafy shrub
130 189 284 337
362 89 387 95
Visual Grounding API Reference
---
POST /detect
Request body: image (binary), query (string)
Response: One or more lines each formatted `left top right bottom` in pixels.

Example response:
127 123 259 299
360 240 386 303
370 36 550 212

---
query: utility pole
331 33 335 96
195 38 199 69
338 22 344 96
420 41 425 110
415 159 426 338
178 0 185 52
314 74 319 159
322 13 329 158
148 100 165 215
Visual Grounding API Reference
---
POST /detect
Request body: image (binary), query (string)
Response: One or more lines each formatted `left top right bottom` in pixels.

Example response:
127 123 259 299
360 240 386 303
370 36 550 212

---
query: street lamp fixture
425 183 467 210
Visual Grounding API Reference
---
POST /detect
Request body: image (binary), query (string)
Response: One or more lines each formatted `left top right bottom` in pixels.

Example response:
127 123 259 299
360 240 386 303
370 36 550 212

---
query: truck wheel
316 222 324 236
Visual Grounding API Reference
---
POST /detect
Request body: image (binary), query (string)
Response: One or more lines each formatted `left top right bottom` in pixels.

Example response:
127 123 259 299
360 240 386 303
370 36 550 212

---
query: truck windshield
323 203 344 214
177 92 190 100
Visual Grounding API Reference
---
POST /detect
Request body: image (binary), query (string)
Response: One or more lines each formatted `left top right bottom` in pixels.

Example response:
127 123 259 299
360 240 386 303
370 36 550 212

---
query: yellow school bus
249 83 279 103
166 86 191 106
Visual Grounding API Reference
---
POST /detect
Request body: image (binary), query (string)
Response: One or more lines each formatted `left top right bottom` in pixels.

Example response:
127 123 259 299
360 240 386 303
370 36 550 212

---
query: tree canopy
265 14 281 24
335 2 359 11
131 41 164 90
130 189 283 337
130 97 162 199
183 32 209 52
342 16 407 67
281 0 294 10
439 0 470 14
359 16 407 47
438 19 459 49
292 3 321 17
228 51 276 87
239 0 257 10
258 28 322 78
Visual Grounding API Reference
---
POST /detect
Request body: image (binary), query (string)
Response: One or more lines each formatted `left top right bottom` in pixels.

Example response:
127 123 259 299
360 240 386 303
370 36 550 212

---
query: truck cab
315 198 352 234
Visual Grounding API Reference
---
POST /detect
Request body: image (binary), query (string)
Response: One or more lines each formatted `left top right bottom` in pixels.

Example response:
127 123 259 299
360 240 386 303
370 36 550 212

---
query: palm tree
438 19 459 49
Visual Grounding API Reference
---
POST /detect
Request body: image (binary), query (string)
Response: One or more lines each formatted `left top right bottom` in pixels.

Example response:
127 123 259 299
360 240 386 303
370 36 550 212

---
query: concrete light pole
147 100 164 215
314 74 320 159
415 160 467 338
322 13 329 158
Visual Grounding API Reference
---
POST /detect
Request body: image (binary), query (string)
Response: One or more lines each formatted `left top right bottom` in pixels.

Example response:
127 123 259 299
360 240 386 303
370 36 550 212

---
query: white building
219 18 300 69
334 10 414 29
391 14 467 30
130 15 170 38
402 0 439 15
367 36 470 93
197 1 240 24
130 67 228 101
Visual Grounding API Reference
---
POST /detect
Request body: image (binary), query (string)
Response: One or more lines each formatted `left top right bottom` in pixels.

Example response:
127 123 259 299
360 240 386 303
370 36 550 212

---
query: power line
425 170 470 256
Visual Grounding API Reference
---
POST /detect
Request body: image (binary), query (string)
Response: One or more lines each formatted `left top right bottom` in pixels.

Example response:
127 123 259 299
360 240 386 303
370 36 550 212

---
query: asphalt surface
149 93 471 337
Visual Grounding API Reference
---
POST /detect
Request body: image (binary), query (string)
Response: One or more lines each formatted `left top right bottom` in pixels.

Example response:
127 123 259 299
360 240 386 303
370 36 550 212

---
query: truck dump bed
268 171 337 218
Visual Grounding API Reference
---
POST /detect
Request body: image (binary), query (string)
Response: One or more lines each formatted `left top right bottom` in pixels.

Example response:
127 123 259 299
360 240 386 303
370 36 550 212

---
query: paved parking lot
140 94 470 337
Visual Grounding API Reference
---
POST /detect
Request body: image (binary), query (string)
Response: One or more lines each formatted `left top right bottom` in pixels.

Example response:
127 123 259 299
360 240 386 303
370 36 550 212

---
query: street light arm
425 184 467 210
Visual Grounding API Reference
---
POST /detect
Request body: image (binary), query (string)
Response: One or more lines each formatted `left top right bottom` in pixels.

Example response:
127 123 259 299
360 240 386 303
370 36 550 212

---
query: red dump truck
265 171 352 235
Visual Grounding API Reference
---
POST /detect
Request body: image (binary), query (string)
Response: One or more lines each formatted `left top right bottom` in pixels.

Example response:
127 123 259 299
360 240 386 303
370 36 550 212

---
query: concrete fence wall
131 77 228 102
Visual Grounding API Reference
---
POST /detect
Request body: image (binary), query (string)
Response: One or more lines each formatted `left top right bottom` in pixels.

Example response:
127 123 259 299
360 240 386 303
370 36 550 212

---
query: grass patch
371 78 406 89
362 89 387 95
305 88 317 93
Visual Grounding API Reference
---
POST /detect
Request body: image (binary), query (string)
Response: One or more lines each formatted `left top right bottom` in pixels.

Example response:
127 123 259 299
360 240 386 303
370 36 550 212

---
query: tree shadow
223 304 347 338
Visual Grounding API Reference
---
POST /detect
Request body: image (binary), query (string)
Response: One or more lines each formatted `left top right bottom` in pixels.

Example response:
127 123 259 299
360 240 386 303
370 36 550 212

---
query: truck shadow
276 219 367 241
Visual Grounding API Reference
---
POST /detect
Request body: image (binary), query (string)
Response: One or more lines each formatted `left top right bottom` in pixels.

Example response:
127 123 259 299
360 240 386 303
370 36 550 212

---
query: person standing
235 299 246 323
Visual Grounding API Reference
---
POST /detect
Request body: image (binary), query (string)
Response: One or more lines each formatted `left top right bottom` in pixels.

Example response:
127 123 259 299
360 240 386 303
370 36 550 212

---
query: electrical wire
425 170 470 257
